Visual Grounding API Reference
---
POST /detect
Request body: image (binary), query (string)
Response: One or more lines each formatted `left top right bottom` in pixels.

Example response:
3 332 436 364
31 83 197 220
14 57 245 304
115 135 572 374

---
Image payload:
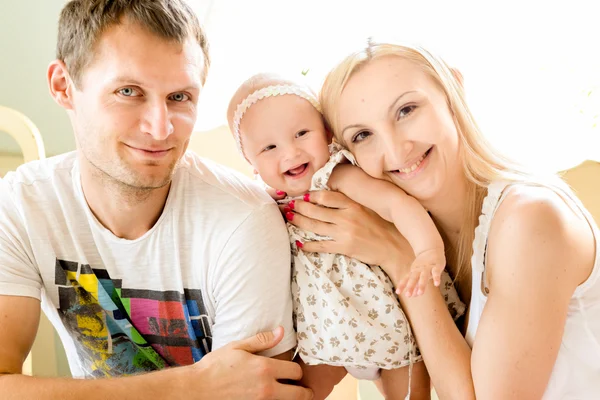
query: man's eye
170 93 190 102
118 87 140 97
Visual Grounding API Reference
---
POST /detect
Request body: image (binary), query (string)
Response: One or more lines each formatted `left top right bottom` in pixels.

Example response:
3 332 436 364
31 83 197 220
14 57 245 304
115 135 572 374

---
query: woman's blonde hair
320 41 554 280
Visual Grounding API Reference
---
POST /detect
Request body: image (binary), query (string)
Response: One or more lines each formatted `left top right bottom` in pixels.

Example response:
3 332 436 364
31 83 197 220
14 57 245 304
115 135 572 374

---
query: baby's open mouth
285 163 308 176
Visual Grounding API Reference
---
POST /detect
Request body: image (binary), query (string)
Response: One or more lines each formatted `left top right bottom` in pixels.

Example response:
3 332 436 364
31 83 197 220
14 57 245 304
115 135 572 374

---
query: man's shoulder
3 152 77 189
175 151 274 211
0 152 78 232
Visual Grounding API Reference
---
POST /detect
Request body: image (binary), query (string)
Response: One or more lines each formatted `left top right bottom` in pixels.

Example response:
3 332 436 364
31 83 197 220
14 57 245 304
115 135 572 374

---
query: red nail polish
303 193 310 202
276 190 286 196
284 206 291 213
295 240 304 249
288 200 295 210
286 212 294 221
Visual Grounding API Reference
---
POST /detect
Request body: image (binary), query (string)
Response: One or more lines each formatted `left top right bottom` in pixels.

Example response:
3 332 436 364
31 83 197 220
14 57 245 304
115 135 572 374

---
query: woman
278 42 600 399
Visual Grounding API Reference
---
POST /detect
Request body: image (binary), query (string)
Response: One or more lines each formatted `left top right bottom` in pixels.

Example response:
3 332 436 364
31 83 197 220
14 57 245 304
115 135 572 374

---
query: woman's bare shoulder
486 184 594 290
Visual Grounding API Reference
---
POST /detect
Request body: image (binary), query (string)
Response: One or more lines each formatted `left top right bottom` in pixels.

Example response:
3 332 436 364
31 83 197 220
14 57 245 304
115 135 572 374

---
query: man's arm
0 294 180 399
0 295 40 376
210 202 297 358
0 295 307 399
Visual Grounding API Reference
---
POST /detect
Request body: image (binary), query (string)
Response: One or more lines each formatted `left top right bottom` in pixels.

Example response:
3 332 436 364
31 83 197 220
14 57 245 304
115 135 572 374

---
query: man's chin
119 162 177 190
111 166 174 191
123 175 173 190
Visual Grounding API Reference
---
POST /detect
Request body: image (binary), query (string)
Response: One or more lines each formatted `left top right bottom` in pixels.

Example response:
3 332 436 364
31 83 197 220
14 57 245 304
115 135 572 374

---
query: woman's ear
451 68 464 88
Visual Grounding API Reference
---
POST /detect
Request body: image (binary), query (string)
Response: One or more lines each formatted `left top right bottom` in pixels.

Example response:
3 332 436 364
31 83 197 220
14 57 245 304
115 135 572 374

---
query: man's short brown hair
57 0 210 86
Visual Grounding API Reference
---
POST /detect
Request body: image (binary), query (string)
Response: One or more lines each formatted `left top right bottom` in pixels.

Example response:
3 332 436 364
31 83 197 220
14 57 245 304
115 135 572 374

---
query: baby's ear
450 68 464 88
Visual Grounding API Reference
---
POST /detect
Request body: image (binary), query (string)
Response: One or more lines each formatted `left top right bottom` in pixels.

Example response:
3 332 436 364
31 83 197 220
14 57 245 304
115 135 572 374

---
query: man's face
69 21 204 189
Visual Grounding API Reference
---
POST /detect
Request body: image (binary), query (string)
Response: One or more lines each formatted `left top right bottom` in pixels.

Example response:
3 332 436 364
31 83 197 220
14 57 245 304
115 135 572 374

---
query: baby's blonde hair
320 40 557 280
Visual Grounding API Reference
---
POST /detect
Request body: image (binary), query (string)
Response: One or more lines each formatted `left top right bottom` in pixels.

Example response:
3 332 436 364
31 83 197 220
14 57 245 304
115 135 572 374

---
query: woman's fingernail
295 240 304 249
286 212 294 221
303 193 310 202
288 200 295 210
276 190 286 196
284 206 291 213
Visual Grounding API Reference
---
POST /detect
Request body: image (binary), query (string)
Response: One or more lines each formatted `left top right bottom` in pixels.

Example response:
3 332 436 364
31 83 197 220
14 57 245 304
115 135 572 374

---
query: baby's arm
329 164 445 294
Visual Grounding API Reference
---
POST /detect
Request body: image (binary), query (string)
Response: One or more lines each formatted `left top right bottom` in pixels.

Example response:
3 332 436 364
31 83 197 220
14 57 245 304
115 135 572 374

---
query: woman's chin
394 173 442 204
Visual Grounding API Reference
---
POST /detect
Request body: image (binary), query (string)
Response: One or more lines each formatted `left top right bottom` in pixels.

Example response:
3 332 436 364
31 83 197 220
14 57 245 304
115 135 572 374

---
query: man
0 1 311 399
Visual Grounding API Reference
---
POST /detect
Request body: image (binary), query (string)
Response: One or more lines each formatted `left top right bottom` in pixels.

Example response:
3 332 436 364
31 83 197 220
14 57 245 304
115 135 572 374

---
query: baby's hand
395 248 445 297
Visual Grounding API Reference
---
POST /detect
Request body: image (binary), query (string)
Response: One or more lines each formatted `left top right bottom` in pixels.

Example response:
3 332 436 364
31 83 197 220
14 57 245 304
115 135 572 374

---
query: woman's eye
169 93 190 102
351 131 371 143
296 130 309 138
118 87 141 97
397 105 416 120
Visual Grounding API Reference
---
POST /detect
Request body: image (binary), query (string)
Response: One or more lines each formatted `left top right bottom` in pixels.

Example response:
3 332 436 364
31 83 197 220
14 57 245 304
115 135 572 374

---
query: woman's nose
381 130 414 168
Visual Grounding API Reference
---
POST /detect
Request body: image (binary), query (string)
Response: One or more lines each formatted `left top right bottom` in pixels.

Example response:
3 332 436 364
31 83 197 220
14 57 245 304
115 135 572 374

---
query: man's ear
450 68 464 88
47 60 75 110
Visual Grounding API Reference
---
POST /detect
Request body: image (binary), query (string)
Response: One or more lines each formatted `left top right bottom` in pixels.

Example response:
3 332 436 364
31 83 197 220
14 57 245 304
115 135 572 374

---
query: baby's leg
296 357 347 400
379 362 431 400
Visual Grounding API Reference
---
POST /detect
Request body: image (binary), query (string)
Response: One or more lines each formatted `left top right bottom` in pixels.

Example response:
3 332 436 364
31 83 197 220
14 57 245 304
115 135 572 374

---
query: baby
227 73 465 399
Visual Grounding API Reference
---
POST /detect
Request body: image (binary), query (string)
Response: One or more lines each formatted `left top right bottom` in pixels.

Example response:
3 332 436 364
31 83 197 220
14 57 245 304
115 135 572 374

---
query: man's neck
79 162 171 241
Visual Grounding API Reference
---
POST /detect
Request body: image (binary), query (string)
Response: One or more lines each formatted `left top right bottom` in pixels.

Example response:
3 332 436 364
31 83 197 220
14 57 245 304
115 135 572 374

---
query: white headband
232 84 322 161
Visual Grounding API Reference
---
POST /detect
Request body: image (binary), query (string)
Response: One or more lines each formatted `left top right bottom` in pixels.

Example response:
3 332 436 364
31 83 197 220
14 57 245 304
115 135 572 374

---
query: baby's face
241 95 331 196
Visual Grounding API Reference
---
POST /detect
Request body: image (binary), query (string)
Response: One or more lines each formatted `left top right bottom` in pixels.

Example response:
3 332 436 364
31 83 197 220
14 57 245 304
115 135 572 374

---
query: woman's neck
422 176 470 249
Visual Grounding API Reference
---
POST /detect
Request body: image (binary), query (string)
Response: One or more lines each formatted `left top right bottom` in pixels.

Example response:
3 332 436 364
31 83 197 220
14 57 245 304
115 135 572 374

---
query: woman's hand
286 190 415 282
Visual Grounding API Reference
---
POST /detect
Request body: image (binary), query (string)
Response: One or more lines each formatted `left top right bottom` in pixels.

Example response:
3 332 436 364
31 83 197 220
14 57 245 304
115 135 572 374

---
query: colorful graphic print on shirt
55 259 211 377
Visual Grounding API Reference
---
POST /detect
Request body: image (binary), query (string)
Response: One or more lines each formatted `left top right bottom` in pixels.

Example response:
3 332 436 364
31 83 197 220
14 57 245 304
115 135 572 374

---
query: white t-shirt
0 151 296 378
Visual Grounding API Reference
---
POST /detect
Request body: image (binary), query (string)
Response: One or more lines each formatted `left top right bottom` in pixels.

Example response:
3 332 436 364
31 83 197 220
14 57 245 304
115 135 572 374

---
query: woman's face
337 55 463 203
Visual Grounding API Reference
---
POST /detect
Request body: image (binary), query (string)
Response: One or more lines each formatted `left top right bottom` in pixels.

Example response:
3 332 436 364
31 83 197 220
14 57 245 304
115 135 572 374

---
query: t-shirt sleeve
0 178 42 299
209 203 296 357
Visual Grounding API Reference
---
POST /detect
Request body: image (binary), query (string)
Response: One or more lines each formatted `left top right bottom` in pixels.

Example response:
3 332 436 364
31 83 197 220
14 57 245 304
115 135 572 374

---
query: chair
0 105 47 376
0 105 46 175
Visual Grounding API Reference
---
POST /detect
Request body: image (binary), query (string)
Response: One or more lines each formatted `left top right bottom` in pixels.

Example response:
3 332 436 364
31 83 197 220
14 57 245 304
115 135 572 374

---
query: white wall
0 0 74 157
